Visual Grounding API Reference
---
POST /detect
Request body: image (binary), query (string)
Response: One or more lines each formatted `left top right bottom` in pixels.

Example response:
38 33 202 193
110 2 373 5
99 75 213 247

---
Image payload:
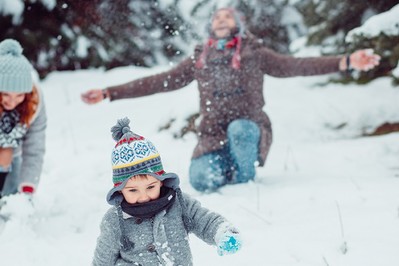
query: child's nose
137 193 150 203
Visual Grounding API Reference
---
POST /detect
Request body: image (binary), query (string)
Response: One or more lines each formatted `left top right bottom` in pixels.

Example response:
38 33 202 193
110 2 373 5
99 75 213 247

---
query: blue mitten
216 229 242 256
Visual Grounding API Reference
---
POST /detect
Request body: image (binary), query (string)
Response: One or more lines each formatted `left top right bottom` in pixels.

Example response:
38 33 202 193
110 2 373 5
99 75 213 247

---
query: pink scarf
196 36 242 69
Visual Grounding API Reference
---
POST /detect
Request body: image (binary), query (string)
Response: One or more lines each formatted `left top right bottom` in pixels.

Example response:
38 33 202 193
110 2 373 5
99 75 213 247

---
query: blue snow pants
189 119 260 192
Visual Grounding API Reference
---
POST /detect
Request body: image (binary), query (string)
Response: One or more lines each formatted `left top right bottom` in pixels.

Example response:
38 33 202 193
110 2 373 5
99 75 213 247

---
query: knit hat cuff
0 74 32 93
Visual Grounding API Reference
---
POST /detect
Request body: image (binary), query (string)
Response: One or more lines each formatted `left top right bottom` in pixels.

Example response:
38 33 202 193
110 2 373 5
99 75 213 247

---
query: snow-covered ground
0 65 399 266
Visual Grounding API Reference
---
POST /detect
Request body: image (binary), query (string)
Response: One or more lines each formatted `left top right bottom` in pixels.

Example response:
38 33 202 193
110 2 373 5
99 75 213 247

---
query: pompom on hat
106 117 180 205
0 39 33 93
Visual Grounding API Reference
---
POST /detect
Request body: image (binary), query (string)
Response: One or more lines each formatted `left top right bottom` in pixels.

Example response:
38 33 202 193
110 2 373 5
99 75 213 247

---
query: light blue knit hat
0 39 33 93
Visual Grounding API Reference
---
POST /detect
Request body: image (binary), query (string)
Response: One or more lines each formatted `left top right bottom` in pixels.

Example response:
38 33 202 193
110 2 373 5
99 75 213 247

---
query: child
93 117 241 265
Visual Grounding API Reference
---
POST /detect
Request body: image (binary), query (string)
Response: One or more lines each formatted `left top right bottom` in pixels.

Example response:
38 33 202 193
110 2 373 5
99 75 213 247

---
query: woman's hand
81 89 108 104
340 49 381 72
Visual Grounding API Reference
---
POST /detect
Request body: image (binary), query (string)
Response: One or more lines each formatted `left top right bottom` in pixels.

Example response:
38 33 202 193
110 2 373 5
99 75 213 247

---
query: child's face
121 174 163 204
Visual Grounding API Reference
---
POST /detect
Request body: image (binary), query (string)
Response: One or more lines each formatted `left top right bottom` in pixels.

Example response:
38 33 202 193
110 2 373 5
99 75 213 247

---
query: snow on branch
346 4 399 42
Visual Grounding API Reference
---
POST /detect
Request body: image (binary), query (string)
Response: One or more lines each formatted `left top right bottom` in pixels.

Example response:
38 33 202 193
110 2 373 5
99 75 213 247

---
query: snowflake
133 142 150 157
119 146 135 162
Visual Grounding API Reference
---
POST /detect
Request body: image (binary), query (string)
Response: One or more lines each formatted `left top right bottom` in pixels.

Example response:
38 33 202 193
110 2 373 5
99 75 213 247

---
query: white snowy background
1 3 399 266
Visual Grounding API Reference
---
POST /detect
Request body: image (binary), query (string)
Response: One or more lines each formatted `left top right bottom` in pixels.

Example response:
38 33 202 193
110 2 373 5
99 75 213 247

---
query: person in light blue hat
93 117 241 265
0 39 47 199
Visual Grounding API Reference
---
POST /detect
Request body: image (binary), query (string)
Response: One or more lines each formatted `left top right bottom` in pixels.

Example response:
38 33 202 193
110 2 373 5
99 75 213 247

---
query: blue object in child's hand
217 230 242 256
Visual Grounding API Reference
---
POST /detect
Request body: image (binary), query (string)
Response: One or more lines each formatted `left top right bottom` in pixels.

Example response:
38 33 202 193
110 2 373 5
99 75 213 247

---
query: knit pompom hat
106 117 180 205
0 39 33 93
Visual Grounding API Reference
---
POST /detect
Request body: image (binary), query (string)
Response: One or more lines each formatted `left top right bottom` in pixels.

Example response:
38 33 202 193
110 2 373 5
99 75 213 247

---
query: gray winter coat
18 87 46 187
3 87 47 194
93 192 230 266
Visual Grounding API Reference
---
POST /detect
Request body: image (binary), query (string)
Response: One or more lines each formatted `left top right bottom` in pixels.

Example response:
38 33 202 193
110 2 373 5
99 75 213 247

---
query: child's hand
216 229 242 256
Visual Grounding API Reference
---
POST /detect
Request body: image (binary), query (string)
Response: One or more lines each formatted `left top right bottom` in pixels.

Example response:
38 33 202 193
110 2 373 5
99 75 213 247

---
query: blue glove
217 229 242 256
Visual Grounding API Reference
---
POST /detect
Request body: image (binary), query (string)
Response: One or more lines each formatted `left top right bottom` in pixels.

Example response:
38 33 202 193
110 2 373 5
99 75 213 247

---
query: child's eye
129 189 137 192
147 185 155 190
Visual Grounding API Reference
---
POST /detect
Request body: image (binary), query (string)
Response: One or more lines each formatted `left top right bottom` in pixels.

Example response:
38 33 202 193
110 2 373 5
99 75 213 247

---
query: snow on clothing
106 35 342 167
93 191 230 266
93 117 240 264
0 87 46 196
189 119 260 191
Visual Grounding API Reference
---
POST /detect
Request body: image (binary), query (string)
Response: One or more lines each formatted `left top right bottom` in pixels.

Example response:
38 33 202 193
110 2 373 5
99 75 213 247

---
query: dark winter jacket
92 192 232 266
107 36 341 166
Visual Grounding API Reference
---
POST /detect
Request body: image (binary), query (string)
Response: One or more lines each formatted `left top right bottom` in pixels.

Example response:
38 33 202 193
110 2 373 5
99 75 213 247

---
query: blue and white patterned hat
0 39 33 93
106 117 179 205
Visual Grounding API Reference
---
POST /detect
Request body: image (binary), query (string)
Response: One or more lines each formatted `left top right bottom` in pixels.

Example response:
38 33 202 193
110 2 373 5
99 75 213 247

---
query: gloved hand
18 182 35 203
216 228 242 256
20 185 35 194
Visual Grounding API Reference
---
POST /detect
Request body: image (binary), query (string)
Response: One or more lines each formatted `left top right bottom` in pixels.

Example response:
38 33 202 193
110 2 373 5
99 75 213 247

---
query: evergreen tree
0 0 193 78
188 0 292 53
294 0 399 83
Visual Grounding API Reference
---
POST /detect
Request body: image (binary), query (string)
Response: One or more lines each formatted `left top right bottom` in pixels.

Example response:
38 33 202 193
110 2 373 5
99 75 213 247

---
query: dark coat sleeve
108 56 197 101
256 47 342 77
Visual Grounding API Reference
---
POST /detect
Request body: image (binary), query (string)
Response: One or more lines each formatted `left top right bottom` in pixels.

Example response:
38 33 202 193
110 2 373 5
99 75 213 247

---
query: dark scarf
120 186 176 219
0 109 20 134
116 187 194 251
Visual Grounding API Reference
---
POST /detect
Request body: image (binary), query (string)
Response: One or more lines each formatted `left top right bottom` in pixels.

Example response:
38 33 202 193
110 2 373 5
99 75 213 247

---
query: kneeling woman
0 39 47 198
